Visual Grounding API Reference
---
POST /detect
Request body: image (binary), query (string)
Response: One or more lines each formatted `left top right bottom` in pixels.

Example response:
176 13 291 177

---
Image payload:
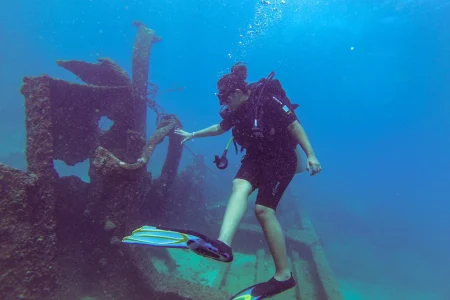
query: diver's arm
175 124 225 144
288 120 316 157
192 124 225 138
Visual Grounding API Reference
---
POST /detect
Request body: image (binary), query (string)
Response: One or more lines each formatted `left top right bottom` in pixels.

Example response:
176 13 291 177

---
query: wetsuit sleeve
219 118 233 132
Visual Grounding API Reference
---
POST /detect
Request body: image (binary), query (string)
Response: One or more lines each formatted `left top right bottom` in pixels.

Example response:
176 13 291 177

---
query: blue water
1 1 449 299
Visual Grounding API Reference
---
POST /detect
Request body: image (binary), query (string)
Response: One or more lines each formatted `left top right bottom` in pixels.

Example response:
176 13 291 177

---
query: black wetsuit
219 94 298 210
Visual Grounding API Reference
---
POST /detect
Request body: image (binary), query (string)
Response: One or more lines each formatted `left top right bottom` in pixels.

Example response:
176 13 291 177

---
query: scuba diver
122 63 322 299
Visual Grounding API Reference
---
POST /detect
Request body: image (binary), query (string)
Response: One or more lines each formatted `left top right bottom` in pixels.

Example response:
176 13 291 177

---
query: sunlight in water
227 0 287 61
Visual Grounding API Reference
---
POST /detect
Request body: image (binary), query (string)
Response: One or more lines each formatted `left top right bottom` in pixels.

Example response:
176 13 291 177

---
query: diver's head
216 62 251 111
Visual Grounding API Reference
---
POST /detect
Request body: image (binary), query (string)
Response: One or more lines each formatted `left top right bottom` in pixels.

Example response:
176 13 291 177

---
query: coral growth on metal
0 21 215 300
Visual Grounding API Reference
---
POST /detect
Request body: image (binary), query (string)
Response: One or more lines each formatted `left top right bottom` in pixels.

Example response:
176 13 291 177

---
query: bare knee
255 204 276 221
231 179 252 195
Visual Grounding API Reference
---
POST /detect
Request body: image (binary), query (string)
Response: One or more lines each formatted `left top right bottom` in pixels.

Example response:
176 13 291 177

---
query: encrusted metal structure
0 21 191 300
0 21 343 300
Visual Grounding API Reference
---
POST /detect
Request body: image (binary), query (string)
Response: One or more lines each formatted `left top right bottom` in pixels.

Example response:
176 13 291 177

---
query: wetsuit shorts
235 149 297 210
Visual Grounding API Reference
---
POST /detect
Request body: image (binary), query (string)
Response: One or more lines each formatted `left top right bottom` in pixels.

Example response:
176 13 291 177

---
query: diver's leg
186 162 256 263
187 180 251 263
228 203 296 299
228 154 298 298
255 152 296 279
255 205 291 280
254 154 296 283
218 178 253 246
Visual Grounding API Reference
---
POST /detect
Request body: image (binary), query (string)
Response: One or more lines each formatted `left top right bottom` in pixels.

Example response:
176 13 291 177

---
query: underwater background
0 0 449 299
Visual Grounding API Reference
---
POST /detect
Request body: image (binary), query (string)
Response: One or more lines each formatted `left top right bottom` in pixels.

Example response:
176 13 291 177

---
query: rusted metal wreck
0 21 343 300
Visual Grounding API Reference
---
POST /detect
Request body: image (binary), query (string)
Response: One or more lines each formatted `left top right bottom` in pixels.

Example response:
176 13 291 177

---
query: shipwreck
0 21 343 300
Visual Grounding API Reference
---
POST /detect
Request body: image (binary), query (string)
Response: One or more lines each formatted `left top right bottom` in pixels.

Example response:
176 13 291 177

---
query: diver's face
227 89 249 111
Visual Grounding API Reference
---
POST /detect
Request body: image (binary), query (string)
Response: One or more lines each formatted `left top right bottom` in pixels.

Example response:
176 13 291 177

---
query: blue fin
122 226 233 263
229 285 262 300
122 226 199 249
